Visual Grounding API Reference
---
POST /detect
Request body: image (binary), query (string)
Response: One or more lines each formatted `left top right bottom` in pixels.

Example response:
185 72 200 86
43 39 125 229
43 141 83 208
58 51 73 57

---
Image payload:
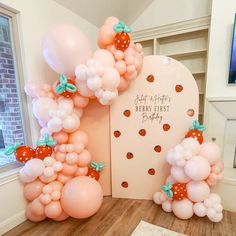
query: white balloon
24 159 44 177
58 97 74 114
162 200 172 212
48 117 62 133
87 76 102 91
75 64 88 81
193 202 206 217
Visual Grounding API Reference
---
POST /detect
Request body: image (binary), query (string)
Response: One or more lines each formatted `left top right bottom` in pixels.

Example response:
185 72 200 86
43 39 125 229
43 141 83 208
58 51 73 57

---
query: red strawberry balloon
55 75 77 98
4 143 36 163
87 162 105 181
113 21 132 51
185 120 206 144
162 182 187 201
35 133 57 160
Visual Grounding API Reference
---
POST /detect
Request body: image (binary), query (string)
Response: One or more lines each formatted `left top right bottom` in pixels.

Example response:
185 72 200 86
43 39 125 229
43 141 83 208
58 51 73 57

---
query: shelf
192 71 205 76
166 49 207 59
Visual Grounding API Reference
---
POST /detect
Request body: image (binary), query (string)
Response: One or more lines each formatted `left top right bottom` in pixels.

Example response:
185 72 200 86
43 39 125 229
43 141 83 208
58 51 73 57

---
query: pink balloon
162 200 172 212
66 144 74 153
26 205 46 222
114 50 124 61
52 131 68 144
42 24 92 75
97 25 116 46
39 194 52 205
24 159 44 177
181 138 200 155
62 114 80 132
42 185 53 194
53 211 69 221
77 81 95 98
39 173 57 183
43 167 55 177
172 199 194 220
102 67 120 90
74 143 85 154
187 181 210 202
24 83 40 98
33 97 57 123
77 150 92 167
49 180 63 191
93 49 115 67
165 175 177 184
51 191 61 201
19 168 37 183
30 198 45 216
104 16 119 26
115 61 126 75
171 166 191 183
153 192 163 205
74 166 88 176
57 174 72 184
62 163 77 176
184 156 211 181
66 152 79 165
55 152 66 162
72 94 89 108
61 176 103 219
193 202 207 217
117 77 130 92
24 180 45 201
68 130 88 146
199 142 221 165
45 201 62 219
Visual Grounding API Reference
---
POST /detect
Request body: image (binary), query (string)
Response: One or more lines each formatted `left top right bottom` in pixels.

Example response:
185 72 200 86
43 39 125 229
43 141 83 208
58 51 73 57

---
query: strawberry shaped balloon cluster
153 120 224 222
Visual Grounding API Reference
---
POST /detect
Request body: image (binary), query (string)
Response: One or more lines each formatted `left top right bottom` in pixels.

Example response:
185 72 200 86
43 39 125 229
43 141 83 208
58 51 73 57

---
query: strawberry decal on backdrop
35 133 57 160
4 143 36 163
185 120 206 144
113 21 132 51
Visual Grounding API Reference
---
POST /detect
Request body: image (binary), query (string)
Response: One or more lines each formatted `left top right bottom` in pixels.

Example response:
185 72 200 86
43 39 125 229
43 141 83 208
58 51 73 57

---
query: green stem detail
189 120 206 132
162 182 173 199
90 162 106 172
36 133 57 147
55 75 77 95
113 21 132 33
4 143 22 155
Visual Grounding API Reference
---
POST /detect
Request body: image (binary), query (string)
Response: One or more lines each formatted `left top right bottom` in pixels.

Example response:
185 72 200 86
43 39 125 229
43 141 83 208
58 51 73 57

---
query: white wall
131 0 212 31
0 0 97 234
206 0 236 99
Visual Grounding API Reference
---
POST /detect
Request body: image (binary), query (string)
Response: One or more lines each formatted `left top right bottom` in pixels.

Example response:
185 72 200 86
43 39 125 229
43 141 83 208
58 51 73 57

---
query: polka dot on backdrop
110 55 199 200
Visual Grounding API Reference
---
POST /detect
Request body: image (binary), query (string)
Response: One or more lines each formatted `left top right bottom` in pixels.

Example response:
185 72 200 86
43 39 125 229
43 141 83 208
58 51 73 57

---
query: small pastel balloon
124 70 137 81
62 163 77 176
126 65 136 74
77 150 92 167
187 181 210 202
214 204 223 212
74 166 88 176
43 185 53 194
134 56 143 72
39 194 52 205
102 67 120 91
52 131 69 144
193 202 207 217
30 198 45 216
115 61 126 75
47 117 63 133
199 142 221 165
49 181 63 191
87 76 102 92
93 49 115 67
55 152 66 162
184 156 211 181
114 50 124 60
77 81 94 98
117 77 130 92
209 193 221 204
61 176 103 219
24 83 40 98
26 205 46 222
153 192 162 205
24 180 45 201
165 175 177 184
24 159 45 177
66 152 79 165
97 25 116 46
172 199 194 220
58 97 74 114
162 200 172 213
53 161 63 172
171 166 191 183
134 43 143 53
72 94 89 108
68 130 88 146
59 144 67 153
33 97 57 123
53 211 69 221
210 212 223 222
104 16 119 25
204 198 213 208
19 168 37 183
39 173 57 183
43 167 55 177
57 174 72 184
45 201 62 219
206 207 217 219
74 143 85 154
51 191 61 201
181 138 200 155
42 23 92 75
66 144 74 153
44 156 56 166
125 56 135 65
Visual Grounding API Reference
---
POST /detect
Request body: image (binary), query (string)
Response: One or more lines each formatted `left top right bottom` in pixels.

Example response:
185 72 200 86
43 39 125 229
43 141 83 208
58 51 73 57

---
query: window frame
0 6 32 173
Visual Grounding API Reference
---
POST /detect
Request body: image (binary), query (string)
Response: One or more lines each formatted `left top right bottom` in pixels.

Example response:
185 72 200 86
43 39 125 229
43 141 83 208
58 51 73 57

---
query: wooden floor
4 197 236 236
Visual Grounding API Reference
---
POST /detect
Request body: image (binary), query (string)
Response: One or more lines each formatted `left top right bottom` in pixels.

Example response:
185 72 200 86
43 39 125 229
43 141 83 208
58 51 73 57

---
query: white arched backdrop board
110 55 199 199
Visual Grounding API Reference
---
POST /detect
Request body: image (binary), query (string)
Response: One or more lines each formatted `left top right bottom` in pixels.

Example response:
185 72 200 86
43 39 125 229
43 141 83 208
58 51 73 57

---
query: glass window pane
0 15 25 167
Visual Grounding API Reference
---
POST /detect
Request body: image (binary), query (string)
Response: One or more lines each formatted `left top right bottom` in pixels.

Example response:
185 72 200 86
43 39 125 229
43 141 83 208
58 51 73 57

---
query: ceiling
55 0 154 27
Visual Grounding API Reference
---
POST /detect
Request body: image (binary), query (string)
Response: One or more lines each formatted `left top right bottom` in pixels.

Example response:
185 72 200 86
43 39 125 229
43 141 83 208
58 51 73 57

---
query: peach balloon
68 130 88 146
24 180 45 201
52 131 68 144
77 150 92 167
45 201 62 219
26 205 46 222
57 174 72 184
49 180 63 191
66 152 79 165
97 25 115 46
72 94 89 108
93 49 115 67
53 211 69 221
104 16 119 26
61 176 103 219
39 173 57 183
172 199 194 220
117 77 130 92
39 194 51 205
62 163 77 176
42 24 92 75
30 198 45 216
115 61 126 75
74 166 88 176
55 152 66 162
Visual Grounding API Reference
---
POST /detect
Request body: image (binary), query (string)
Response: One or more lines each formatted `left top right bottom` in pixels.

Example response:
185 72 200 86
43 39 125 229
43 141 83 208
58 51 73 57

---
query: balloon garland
4 17 143 222
153 120 224 222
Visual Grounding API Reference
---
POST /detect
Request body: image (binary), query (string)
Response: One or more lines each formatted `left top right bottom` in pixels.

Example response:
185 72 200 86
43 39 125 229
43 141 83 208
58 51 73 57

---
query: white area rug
131 220 187 236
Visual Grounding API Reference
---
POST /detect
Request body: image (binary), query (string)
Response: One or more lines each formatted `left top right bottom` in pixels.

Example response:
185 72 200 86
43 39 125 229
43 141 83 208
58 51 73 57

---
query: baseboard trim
0 210 26 235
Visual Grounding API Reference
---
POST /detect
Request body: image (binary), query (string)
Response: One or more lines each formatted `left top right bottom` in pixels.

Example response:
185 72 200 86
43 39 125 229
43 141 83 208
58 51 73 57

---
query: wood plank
4 197 236 236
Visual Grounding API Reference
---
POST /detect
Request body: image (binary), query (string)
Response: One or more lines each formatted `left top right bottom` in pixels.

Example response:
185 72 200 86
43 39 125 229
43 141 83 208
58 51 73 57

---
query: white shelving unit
132 16 211 123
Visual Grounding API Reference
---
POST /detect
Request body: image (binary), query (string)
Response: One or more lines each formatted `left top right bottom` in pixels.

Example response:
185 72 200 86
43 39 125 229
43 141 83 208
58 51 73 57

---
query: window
0 7 31 169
